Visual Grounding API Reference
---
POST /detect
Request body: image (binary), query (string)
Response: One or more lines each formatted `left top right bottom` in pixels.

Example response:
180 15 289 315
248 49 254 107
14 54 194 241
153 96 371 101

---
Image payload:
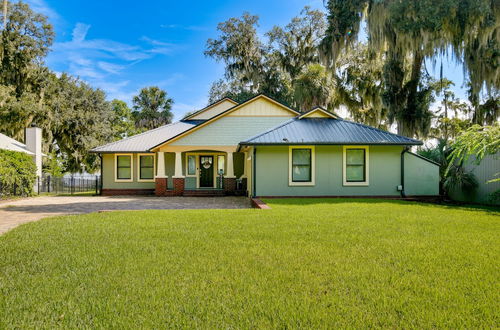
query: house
0 127 43 182
91 94 439 197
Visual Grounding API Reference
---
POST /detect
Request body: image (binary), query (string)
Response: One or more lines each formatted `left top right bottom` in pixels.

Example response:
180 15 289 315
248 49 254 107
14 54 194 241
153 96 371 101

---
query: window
289 146 315 186
187 155 196 176
116 154 132 181
139 155 155 180
343 146 369 186
217 155 225 175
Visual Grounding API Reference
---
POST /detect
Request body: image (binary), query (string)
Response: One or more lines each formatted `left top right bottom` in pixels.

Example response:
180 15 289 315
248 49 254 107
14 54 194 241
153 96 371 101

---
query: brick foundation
172 177 185 196
102 189 154 196
223 177 236 195
155 177 168 196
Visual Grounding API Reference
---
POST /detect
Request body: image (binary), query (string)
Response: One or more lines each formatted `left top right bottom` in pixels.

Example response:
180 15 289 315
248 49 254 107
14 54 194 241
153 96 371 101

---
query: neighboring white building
0 127 44 190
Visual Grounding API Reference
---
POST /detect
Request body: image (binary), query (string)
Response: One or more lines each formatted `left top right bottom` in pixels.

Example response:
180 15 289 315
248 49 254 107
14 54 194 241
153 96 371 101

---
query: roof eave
239 141 423 146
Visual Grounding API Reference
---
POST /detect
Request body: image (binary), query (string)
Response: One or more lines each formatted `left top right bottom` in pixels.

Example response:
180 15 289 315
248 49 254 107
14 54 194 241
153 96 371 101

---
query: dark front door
199 156 214 188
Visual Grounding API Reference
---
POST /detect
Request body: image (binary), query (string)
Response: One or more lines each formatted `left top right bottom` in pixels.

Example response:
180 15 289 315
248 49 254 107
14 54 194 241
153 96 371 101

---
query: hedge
0 149 37 197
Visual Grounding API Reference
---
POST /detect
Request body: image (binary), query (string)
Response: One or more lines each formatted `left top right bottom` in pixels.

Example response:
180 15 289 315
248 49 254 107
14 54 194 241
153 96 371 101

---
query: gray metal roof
241 118 422 145
90 120 204 153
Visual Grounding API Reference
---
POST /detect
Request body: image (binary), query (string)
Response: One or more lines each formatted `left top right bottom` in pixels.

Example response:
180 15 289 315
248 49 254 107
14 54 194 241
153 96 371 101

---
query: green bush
0 149 37 197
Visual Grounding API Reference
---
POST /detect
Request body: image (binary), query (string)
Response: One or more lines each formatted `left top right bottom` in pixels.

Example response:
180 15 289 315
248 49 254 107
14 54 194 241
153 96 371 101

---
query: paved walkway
0 196 252 234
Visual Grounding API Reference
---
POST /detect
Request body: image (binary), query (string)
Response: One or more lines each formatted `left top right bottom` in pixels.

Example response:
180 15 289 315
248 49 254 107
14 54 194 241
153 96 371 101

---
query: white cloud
71 23 90 42
46 23 180 103
160 24 208 31
97 61 125 74
23 0 60 22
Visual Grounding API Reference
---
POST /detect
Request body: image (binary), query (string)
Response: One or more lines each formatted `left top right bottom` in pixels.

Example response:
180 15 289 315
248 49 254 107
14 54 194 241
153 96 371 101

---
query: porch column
226 152 235 178
156 151 166 177
173 151 184 178
155 151 168 196
172 151 184 196
240 152 248 178
224 152 236 195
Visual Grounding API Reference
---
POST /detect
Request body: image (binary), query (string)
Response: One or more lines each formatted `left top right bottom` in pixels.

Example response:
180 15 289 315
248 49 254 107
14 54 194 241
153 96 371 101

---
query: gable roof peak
299 106 339 119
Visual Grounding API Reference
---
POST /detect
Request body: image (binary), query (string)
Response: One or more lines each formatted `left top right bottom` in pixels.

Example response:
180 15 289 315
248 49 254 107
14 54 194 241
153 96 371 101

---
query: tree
110 99 137 139
43 73 115 173
266 6 326 80
321 0 500 138
0 1 54 96
132 86 174 130
205 13 264 92
334 43 386 128
446 124 500 182
293 64 335 111
207 79 255 104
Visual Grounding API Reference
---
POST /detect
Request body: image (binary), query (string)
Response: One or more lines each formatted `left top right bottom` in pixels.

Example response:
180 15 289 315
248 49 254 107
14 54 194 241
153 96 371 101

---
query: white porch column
173 151 184 178
226 152 236 178
240 152 248 178
156 151 166 178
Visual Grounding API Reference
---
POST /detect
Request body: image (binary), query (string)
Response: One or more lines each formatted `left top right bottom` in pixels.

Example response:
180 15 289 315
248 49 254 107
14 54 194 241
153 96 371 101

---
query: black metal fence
38 175 101 195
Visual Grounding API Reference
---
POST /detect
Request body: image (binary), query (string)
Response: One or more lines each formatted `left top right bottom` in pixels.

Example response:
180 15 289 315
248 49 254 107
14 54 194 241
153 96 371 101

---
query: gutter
400 147 410 198
99 153 103 196
252 147 257 198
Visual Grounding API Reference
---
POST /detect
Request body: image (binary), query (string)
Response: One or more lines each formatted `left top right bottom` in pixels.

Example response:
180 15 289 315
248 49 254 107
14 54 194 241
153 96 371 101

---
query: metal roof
241 118 422 146
0 132 35 155
90 120 204 153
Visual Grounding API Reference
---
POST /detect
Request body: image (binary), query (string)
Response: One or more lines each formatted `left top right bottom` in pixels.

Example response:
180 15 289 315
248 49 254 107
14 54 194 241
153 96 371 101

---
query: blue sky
25 0 467 120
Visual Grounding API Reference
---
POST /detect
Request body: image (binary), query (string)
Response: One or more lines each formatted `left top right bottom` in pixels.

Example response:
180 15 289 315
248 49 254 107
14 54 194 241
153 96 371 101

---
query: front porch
153 146 251 197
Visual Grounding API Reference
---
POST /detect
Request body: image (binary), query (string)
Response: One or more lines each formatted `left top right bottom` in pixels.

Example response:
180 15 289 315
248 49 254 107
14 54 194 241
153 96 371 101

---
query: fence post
47 176 51 193
95 176 98 195
37 176 40 195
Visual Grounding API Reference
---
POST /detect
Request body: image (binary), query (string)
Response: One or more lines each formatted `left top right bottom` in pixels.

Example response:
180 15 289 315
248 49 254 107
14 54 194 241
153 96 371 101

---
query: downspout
400 147 409 198
252 147 256 198
99 153 103 196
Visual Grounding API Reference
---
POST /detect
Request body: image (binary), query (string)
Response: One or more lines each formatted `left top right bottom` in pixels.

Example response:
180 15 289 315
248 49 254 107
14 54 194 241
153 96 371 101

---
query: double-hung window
289 146 315 186
115 154 132 181
138 154 155 181
343 146 369 185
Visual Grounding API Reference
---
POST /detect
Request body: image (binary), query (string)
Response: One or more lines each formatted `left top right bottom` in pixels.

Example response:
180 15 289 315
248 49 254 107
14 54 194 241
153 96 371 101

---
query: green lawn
0 199 498 328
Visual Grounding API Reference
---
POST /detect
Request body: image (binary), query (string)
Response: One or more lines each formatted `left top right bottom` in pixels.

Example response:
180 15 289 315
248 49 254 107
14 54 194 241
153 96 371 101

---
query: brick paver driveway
0 196 252 234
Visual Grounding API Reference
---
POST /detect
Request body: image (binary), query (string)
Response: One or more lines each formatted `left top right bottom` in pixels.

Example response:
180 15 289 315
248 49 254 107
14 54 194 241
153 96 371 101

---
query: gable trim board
149 94 300 151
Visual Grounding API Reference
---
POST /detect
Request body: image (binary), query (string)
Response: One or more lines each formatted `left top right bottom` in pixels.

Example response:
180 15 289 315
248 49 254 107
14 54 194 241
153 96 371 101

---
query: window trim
136 153 156 182
343 146 369 186
289 146 315 186
185 154 197 177
114 153 133 182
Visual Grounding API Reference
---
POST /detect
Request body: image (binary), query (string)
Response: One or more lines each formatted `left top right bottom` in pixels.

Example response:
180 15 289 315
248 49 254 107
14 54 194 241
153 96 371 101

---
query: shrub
0 149 37 197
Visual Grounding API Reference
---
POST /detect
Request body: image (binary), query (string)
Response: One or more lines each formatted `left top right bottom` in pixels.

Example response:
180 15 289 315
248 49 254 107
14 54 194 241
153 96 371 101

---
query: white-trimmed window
289 146 315 186
115 154 133 182
137 154 155 182
186 154 197 176
217 155 225 175
343 146 369 186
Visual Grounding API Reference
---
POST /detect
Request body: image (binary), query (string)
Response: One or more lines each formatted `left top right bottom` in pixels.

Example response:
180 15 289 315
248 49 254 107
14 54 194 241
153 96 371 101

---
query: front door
199 156 214 188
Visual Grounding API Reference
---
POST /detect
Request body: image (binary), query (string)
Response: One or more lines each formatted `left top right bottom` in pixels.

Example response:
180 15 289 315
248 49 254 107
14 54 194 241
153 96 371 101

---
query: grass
0 199 498 328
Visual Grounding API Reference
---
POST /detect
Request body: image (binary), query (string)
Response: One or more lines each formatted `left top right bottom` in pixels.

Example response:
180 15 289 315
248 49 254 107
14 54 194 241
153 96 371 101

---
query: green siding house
91 94 439 197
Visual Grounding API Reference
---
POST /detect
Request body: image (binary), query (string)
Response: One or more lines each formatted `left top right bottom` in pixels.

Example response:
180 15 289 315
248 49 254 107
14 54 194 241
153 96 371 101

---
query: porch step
183 189 225 197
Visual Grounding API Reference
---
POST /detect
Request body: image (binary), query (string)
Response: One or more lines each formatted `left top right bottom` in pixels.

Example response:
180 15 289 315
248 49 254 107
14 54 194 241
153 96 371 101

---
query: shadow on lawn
263 198 500 214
